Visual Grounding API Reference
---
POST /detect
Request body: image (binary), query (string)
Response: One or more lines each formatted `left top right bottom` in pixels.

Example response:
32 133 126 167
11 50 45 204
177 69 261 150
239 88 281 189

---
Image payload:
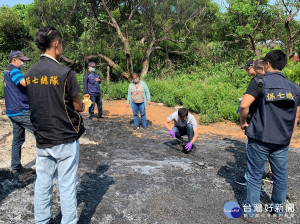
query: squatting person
162 108 199 152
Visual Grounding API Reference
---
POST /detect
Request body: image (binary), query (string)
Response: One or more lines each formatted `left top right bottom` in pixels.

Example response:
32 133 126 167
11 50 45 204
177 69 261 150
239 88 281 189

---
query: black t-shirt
245 78 300 106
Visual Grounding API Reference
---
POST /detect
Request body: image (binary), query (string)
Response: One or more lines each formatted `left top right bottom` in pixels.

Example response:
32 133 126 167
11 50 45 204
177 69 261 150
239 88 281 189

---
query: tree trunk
141 59 150 79
247 34 260 56
107 64 110 85
141 41 155 79
285 21 294 57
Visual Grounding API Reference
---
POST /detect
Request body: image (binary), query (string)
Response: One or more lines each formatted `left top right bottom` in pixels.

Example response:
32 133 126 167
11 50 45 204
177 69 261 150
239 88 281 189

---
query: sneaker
133 126 139 131
235 176 247 186
11 167 36 175
142 126 147 130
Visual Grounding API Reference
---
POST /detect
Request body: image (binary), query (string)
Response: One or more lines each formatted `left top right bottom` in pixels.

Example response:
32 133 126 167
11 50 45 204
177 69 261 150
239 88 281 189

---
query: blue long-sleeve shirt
83 71 101 96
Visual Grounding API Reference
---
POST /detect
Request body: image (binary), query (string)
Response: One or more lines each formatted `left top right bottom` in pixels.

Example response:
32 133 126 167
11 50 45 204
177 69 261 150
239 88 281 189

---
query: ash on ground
0 116 299 224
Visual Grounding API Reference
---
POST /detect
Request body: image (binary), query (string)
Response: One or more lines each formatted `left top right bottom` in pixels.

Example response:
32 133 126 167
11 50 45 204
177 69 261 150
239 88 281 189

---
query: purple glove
185 142 193 152
169 129 175 138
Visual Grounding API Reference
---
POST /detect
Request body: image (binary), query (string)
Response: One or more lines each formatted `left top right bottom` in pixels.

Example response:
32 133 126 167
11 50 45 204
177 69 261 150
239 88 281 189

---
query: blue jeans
172 124 194 142
131 102 147 127
8 110 34 170
34 140 79 224
89 95 103 118
243 137 288 218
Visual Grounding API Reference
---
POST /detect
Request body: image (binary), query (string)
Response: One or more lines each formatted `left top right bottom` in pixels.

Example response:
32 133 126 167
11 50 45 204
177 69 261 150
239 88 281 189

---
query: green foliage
0 6 31 53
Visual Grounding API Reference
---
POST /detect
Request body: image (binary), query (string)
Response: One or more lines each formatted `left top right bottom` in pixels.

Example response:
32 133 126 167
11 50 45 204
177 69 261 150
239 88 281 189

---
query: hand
169 129 175 138
241 123 249 132
95 78 100 82
84 94 90 97
185 142 193 152
127 104 130 108
241 122 249 132
148 101 151 105
81 100 85 112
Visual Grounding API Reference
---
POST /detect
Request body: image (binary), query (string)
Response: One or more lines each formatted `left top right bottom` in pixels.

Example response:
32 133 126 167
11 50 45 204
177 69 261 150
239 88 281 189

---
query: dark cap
88 62 96 67
9 50 31 61
241 59 253 69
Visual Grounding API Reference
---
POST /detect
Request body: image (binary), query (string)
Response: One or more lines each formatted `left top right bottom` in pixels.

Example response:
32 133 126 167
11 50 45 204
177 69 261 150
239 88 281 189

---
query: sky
0 0 33 7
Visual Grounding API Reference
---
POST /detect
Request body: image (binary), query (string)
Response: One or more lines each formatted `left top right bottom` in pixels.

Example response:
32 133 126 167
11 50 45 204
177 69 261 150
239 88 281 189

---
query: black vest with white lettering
25 56 85 148
246 72 299 145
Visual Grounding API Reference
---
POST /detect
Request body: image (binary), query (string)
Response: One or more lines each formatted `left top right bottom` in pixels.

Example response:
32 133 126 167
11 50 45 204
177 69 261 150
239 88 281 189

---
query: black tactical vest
25 56 85 148
246 72 299 145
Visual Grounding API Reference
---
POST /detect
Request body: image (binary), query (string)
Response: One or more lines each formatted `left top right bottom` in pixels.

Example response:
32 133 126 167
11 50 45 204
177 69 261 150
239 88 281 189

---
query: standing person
83 61 103 119
162 108 199 152
241 59 255 77
127 73 151 130
25 27 85 224
239 50 300 221
235 58 272 186
3 50 35 174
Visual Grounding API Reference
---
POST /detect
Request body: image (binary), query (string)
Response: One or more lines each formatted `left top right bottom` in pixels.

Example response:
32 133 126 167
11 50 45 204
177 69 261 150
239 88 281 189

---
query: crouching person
162 108 198 152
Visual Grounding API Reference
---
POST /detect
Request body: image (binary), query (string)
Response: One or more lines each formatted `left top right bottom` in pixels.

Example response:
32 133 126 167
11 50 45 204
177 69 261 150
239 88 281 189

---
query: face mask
19 61 26 69
91 67 96 72
133 78 139 83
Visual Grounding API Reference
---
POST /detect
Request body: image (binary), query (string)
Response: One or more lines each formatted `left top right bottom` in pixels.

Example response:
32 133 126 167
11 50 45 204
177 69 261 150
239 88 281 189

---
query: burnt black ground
0 116 299 224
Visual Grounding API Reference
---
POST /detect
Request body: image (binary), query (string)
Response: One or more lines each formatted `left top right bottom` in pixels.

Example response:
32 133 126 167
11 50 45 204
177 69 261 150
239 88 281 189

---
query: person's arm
239 94 255 131
67 70 85 112
72 94 85 112
162 118 173 130
144 82 151 104
191 128 198 143
19 79 26 87
10 69 26 87
294 106 300 131
127 84 132 107
95 74 101 83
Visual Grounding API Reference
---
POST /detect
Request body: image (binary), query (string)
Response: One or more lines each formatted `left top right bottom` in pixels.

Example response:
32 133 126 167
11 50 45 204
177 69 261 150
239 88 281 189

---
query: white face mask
133 78 139 83
19 61 26 69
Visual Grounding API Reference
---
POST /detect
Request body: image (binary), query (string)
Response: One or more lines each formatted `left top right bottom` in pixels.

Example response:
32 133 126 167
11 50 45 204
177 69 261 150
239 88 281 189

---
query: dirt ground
0 99 299 224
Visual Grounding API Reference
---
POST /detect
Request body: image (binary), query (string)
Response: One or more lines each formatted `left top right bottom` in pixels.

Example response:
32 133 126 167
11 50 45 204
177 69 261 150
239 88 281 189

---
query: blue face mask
19 61 26 69
91 67 96 72
133 78 139 83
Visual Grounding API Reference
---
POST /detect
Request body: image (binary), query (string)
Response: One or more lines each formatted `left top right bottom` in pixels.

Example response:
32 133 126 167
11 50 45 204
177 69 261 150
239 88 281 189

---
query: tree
88 0 208 79
224 0 272 56
274 0 300 57
0 5 31 53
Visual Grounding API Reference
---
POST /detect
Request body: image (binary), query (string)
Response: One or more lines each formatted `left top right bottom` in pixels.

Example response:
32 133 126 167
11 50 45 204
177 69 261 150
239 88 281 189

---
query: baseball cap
88 62 96 67
9 50 31 61
241 59 253 69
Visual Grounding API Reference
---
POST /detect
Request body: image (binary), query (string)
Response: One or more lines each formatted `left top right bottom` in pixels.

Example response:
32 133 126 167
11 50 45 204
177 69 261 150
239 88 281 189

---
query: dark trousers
9 110 34 170
172 124 194 142
89 95 103 118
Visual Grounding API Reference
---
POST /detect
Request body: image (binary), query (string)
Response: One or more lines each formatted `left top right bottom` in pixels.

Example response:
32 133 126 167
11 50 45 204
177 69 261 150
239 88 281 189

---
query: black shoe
235 176 247 186
133 126 139 131
142 126 147 130
11 167 36 175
